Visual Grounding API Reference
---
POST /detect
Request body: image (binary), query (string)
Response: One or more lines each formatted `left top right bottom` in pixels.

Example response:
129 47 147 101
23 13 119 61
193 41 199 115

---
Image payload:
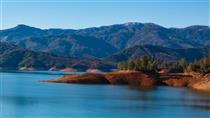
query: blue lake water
0 71 210 118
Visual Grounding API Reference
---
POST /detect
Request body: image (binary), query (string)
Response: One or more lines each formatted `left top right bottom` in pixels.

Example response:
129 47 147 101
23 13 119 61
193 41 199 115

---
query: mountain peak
124 22 141 26
143 23 166 29
14 24 41 31
15 24 31 28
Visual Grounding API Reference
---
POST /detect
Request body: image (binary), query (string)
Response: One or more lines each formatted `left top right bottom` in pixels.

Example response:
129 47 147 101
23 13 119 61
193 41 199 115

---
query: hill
0 42 114 71
104 45 210 63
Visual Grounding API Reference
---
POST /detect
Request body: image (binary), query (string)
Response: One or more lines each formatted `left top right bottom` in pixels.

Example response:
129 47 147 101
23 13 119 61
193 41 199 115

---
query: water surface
1 71 210 118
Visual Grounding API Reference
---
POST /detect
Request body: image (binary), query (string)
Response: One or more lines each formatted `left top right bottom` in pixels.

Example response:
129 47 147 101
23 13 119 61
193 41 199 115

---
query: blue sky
1 0 209 29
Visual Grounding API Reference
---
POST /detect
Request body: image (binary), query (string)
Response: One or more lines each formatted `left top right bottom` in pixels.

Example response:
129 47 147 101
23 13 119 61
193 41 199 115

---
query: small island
43 56 210 92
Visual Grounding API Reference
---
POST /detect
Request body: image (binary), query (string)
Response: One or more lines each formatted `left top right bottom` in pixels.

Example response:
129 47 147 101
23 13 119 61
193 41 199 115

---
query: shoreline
2 70 209 92
42 71 210 92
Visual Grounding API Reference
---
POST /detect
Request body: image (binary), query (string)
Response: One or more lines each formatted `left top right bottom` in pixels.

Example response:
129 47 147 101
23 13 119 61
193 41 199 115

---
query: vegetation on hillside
117 56 157 72
117 56 210 74
105 45 210 63
186 57 210 74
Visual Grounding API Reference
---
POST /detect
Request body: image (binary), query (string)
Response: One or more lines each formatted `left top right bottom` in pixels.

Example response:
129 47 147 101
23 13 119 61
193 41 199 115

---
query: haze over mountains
0 22 210 70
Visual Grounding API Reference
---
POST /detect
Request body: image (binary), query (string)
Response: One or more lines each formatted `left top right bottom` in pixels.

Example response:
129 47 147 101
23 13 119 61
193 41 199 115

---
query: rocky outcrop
160 73 210 91
192 81 210 92
86 69 103 73
19 67 35 71
49 67 60 71
61 68 77 72
191 74 210 92
44 74 109 84
105 72 157 89
160 73 194 87
43 71 210 91
43 71 157 89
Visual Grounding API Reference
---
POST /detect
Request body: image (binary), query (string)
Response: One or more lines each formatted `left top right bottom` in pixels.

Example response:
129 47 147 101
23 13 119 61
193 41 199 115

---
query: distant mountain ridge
17 34 117 57
1 22 209 57
105 45 210 63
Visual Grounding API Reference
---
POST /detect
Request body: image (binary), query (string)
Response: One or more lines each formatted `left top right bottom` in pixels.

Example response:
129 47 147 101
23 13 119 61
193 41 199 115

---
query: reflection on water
1 71 210 118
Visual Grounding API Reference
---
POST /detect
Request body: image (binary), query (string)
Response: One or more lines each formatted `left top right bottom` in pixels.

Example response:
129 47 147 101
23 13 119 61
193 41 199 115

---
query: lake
1 71 210 118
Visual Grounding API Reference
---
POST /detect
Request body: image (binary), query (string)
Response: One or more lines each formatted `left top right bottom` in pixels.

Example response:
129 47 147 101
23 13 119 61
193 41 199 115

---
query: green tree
186 63 195 72
117 61 128 70
178 58 188 72
128 60 136 70
117 62 124 70
117 55 163 73
199 57 209 73
148 59 157 71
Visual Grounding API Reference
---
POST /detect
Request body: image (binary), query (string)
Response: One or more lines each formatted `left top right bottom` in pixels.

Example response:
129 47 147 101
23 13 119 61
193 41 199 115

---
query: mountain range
1 23 209 58
0 22 209 71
